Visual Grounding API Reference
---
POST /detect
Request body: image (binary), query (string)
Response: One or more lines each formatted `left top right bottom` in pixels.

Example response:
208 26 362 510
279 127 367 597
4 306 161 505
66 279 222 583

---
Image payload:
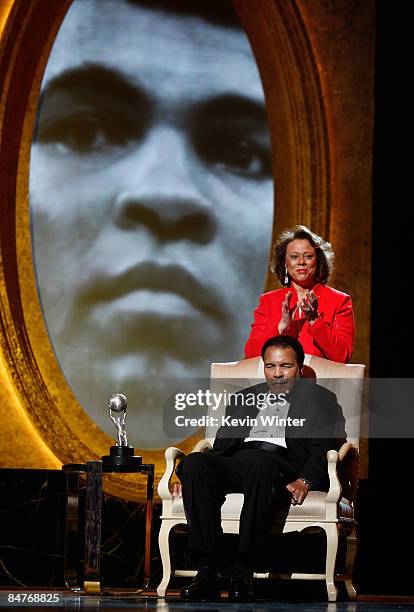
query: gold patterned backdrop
0 0 374 499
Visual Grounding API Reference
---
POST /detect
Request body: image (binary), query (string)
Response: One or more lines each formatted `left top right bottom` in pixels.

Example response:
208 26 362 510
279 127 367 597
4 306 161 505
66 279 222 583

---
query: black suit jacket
212 380 346 491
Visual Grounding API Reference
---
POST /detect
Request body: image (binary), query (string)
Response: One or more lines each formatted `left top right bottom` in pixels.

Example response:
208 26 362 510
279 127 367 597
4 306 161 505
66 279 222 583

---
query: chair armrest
191 439 213 453
325 442 359 517
157 441 213 502
338 441 359 462
325 450 341 505
157 447 186 501
158 440 213 506
337 441 359 503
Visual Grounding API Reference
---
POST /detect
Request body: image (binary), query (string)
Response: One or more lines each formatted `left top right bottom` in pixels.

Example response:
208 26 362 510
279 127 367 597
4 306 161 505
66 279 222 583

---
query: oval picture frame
0 0 331 500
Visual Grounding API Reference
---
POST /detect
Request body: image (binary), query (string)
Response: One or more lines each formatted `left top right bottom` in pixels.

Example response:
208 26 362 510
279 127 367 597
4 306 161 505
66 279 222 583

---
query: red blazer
244 284 355 363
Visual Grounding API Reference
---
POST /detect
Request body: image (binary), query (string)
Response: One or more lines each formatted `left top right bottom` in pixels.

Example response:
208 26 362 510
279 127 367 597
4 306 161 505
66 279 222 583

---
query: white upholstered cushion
171 491 353 521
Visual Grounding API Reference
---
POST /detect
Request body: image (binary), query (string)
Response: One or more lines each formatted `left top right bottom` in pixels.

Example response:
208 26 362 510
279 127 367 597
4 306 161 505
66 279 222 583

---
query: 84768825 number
4 592 62 605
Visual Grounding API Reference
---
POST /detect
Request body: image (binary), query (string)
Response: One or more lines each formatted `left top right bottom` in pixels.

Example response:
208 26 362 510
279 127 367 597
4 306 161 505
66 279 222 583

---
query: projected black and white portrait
29 0 273 448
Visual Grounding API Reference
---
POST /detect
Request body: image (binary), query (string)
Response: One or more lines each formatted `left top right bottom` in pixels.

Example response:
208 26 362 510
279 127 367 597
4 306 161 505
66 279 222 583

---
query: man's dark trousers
177 446 298 561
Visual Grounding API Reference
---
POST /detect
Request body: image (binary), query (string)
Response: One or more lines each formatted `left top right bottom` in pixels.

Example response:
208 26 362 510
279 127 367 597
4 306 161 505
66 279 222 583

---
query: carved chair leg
344 524 358 600
324 523 339 602
157 521 174 597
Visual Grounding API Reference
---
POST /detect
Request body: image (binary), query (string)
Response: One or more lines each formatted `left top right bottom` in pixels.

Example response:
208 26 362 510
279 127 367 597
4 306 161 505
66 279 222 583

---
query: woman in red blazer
245 225 355 363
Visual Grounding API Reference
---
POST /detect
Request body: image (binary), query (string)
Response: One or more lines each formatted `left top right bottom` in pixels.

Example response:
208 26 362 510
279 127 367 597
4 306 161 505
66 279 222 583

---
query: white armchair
157 354 365 601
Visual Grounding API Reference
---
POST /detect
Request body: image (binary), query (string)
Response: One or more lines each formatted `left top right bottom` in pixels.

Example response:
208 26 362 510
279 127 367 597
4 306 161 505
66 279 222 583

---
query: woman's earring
284 266 289 285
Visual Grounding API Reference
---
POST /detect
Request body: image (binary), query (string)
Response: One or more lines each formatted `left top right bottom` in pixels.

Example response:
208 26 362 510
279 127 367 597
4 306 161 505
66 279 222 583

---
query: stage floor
0 592 413 611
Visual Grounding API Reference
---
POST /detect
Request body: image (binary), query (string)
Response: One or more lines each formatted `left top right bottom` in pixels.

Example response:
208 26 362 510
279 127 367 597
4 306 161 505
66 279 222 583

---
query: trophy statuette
101 393 142 469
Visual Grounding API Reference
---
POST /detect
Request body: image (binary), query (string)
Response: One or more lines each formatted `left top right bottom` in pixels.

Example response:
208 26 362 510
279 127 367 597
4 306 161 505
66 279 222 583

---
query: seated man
176 335 346 602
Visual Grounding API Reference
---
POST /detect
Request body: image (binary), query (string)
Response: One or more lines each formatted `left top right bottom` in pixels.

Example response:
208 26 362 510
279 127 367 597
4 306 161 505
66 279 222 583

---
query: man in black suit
177 335 346 601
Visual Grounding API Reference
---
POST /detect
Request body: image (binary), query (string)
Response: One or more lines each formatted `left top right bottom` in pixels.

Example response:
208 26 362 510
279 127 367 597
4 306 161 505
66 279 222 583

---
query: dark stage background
364 0 412 595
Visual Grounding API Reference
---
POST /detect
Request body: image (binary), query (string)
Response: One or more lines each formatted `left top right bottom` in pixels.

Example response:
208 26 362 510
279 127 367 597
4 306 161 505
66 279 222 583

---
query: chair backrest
209 355 365 447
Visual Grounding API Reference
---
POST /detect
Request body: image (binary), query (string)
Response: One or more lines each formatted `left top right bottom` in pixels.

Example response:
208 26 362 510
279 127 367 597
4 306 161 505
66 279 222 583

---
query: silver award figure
108 393 129 447
102 393 142 468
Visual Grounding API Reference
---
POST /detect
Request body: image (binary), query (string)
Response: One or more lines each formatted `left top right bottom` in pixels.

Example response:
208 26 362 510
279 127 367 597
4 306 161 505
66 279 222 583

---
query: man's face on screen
30 0 273 447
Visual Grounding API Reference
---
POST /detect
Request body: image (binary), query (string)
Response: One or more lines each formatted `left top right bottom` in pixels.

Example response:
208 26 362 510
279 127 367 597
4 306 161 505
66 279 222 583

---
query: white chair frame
157 355 364 602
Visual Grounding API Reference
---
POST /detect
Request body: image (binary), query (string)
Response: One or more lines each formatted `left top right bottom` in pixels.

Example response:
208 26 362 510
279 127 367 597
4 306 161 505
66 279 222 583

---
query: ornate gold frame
0 0 373 499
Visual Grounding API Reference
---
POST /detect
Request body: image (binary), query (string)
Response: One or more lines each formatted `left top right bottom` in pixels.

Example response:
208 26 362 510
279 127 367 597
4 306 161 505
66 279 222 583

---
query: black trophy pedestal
62 453 154 594
101 445 142 471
